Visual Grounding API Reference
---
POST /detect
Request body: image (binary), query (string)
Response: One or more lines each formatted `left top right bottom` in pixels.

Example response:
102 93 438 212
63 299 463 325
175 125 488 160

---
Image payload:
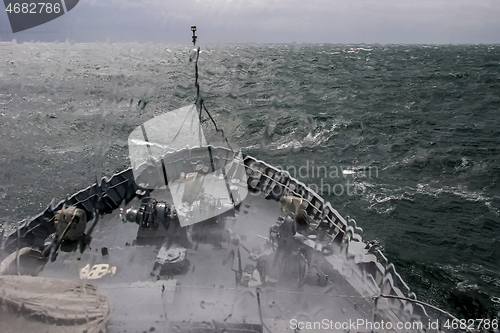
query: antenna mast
191 26 197 46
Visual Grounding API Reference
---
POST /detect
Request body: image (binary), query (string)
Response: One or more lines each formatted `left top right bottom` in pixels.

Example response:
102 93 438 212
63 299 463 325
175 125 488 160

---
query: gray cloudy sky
1 0 499 44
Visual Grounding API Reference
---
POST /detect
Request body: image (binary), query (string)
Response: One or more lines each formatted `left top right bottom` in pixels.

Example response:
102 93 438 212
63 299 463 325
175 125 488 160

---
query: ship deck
38 189 376 333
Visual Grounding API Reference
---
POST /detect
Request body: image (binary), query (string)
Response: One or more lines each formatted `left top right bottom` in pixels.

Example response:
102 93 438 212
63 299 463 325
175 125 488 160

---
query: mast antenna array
189 26 233 152
191 26 197 45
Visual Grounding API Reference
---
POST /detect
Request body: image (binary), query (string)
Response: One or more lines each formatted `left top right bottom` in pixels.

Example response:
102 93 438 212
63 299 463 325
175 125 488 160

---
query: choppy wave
1 42 499 319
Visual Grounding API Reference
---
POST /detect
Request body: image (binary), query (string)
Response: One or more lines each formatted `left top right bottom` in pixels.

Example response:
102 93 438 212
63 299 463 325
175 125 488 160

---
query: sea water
0 42 499 320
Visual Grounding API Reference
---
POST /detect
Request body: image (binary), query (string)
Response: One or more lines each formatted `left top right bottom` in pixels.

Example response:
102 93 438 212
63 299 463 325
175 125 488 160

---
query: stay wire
192 46 234 152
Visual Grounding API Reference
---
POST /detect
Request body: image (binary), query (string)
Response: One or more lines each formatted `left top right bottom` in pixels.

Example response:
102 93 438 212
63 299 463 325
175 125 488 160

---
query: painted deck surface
40 191 375 332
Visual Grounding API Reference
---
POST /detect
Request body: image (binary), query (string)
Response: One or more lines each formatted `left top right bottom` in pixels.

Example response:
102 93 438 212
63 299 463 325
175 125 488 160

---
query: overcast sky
1 0 499 44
